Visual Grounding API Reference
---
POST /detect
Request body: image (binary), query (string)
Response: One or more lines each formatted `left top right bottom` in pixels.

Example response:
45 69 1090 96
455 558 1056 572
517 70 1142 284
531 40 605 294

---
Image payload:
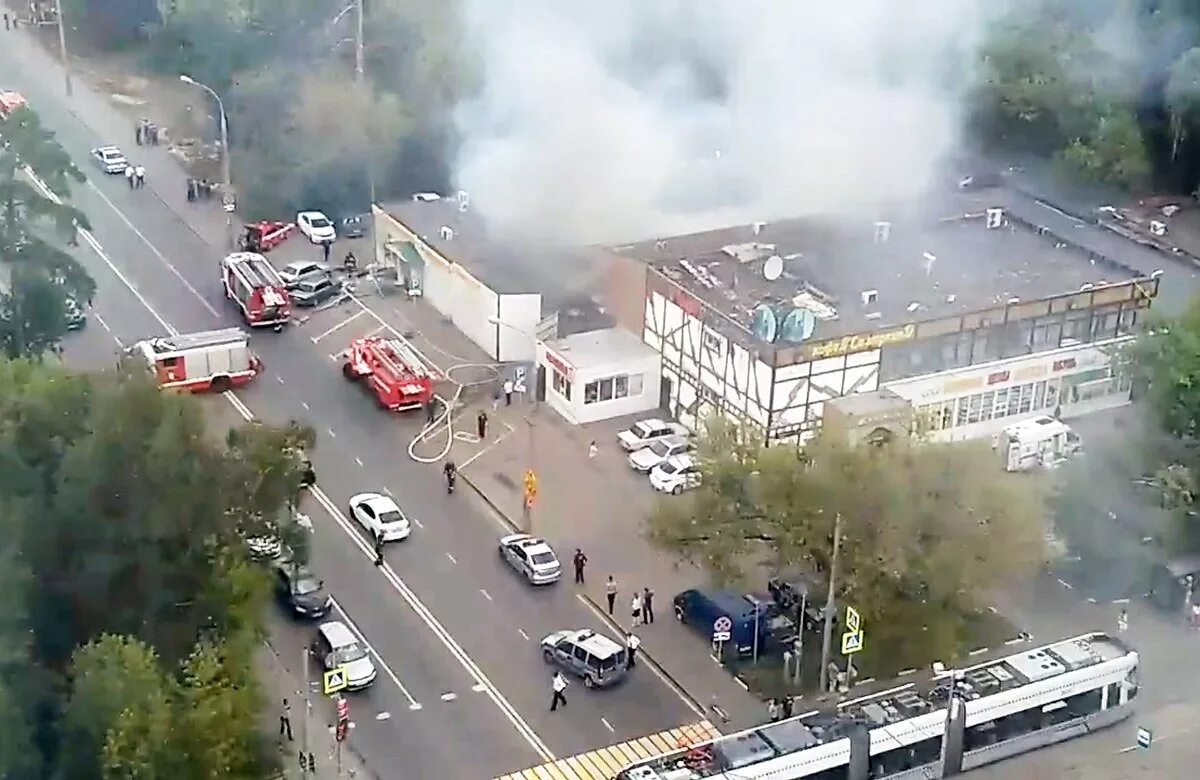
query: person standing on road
631 590 643 627
643 587 655 624
1117 608 1128 635
550 671 569 711
322 241 331 263
503 378 514 406
477 410 488 440
573 548 587 584
134 165 146 188
605 576 618 614
280 699 293 741
625 632 641 670
373 533 384 567
781 696 794 719
588 440 598 461
125 165 135 189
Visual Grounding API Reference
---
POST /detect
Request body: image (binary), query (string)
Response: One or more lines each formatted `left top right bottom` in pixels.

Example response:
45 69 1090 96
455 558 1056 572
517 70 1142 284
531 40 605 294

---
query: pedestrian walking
626 632 641 670
125 165 135 188
503 378 514 406
134 165 146 188
1191 602 1200 629
322 241 331 262
374 533 385 567
631 591 643 626
643 587 655 624
3 13 9 31
572 548 587 584
149 124 160 145
1117 608 1128 635
280 699 294 741
588 440 598 460
782 696 794 719
492 386 500 411
477 410 488 440
768 699 781 722
186 178 196 202
605 576 618 614
135 122 143 146
550 672 568 711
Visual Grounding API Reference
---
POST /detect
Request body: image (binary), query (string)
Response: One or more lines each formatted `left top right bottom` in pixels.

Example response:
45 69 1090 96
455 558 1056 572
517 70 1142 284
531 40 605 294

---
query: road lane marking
472 683 486 692
601 717 615 733
310 309 366 343
441 692 457 702
575 593 706 719
459 419 517 470
330 599 421 708
28 163 555 763
411 517 424 529
355 457 364 467
446 552 457 564
84 179 222 318
480 589 493 601
89 311 123 346
302 402 310 411
328 428 337 438
277 375 285 384
518 629 530 641
375 712 391 721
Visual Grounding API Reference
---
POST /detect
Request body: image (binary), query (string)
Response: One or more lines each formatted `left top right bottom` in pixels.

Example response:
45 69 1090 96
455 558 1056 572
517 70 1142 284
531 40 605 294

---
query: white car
348 492 411 542
628 434 693 473
617 418 689 452
297 211 337 244
498 533 562 585
649 454 702 495
277 260 330 288
90 145 128 174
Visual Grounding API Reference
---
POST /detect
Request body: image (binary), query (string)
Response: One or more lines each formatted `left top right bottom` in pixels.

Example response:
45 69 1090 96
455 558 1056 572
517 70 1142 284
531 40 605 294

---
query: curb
460 472 712 722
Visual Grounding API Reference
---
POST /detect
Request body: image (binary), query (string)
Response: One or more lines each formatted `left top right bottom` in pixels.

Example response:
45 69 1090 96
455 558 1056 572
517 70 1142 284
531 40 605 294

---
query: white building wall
497 294 541 362
537 342 660 425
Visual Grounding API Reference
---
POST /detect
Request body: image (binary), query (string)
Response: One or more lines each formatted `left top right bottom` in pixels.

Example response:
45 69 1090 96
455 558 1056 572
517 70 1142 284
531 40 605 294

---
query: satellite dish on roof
763 255 784 282
780 308 816 342
751 304 779 344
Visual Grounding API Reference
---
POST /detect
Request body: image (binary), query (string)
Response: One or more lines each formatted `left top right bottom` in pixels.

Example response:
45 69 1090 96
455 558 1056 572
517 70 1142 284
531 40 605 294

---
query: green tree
1166 47 1200 160
1057 108 1151 188
651 420 1047 669
0 106 95 357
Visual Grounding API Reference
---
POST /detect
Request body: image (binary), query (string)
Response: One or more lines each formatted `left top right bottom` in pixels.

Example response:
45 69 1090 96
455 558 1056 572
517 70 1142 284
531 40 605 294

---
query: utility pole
818 513 843 694
179 75 234 249
354 0 377 211
55 0 73 97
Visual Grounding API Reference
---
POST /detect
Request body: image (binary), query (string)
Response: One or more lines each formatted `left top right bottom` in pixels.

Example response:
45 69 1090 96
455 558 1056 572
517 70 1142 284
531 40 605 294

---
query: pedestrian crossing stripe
494 720 719 780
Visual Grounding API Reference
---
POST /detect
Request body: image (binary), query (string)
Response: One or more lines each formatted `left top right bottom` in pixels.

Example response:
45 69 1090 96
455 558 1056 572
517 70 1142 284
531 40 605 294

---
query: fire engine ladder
377 338 430 379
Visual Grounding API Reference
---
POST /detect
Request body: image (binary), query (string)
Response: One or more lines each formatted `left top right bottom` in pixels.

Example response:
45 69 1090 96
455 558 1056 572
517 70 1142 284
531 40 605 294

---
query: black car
290 275 340 308
339 214 368 239
273 563 332 618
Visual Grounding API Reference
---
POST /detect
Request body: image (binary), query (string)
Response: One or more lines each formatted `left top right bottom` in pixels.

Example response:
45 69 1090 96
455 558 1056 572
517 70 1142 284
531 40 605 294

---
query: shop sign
1012 365 1048 381
808 324 916 360
942 376 982 394
1052 357 1077 372
544 349 574 382
987 370 1010 385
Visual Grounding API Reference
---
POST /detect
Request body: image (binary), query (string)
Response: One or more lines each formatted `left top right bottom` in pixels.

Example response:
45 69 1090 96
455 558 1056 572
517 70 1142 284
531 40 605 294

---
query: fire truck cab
341 336 435 411
221 252 291 329
129 328 261 393
0 90 28 121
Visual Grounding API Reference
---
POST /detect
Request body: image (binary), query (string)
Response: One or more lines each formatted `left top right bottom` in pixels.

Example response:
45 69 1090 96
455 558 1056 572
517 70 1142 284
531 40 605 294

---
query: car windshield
531 552 557 566
379 509 405 525
647 440 672 457
632 422 656 438
294 577 321 596
287 264 311 275
334 642 367 664
596 651 622 672
659 460 682 475
310 217 330 228
300 281 326 293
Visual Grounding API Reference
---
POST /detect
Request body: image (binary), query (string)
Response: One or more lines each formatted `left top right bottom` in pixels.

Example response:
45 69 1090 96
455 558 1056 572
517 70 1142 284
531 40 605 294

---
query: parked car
244 531 282 561
498 533 562 585
673 587 797 658
649 454 702 494
273 561 332 618
90 145 128 174
290 275 340 308
540 629 627 688
297 210 337 244
348 492 411 542
310 620 377 690
340 214 368 239
64 295 86 330
278 260 331 288
617 418 689 452
628 434 693 473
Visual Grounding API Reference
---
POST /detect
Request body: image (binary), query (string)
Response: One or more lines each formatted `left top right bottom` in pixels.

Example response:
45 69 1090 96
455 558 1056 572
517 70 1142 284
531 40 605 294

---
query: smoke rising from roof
452 0 999 246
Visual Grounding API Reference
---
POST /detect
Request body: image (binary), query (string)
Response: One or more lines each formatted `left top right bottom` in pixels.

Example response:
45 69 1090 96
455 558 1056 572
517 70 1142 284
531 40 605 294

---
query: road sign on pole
1136 726 1152 750
841 630 864 655
712 616 733 660
323 667 349 696
845 606 861 634
712 630 731 642
714 616 733 633
336 696 349 723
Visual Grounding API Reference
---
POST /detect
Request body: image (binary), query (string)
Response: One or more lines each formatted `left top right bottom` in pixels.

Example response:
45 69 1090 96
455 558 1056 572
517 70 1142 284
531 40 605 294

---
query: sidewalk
460 403 767 728
260 641 373 780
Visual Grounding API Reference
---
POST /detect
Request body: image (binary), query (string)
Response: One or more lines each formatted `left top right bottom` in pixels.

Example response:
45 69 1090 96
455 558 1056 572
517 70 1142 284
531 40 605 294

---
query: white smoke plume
452 0 1001 246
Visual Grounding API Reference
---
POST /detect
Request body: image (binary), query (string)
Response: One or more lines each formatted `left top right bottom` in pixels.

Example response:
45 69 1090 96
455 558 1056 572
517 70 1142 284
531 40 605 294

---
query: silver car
541 629 627 688
311 620 377 690
498 534 562 584
90 145 128 174
628 434 693 473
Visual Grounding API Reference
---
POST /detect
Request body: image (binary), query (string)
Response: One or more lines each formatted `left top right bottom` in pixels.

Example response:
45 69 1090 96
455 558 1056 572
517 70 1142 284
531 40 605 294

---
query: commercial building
609 192 1161 443
538 328 662 425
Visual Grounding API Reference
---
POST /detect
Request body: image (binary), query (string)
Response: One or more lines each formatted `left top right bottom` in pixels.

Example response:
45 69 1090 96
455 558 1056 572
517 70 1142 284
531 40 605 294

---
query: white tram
618 632 1138 780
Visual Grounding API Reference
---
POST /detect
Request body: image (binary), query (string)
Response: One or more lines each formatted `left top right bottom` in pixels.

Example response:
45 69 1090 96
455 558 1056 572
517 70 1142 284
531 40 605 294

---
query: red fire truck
128 328 261 393
341 335 436 411
0 91 28 120
220 252 291 328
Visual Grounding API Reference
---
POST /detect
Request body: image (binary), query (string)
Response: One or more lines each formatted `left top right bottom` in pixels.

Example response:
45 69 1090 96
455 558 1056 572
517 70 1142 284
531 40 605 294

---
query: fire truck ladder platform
493 720 720 780
144 328 248 354
226 252 283 287
372 337 434 379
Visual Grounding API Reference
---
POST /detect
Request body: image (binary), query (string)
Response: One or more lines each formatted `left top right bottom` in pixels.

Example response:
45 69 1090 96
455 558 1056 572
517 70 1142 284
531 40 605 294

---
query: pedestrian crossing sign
324 666 349 695
841 630 864 655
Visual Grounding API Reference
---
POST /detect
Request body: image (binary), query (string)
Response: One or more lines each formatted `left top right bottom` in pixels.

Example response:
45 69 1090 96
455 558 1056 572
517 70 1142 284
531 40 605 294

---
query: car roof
318 620 357 647
299 210 328 218
653 434 691 447
662 453 695 469
633 418 667 429
286 260 322 270
505 535 554 554
566 630 623 657
359 493 399 512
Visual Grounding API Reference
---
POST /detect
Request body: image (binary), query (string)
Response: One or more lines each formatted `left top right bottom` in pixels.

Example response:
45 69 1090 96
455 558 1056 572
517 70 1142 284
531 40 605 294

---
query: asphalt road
1 36 700 780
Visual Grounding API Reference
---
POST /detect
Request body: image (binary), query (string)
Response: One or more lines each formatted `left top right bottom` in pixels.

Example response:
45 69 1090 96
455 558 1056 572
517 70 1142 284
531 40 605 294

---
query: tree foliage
0 106 95 358
0 360 306 777
650 420 1047 668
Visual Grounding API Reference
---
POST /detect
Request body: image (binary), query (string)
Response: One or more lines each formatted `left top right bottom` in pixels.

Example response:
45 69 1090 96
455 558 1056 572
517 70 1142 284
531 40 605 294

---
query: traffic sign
713 616 733 633
323 667 349 695
336 696 349 723
845 606 861 634
1136 726 1153 750
222 193 235 212
335 719 348 742
712 630 731 642
841 630 865 655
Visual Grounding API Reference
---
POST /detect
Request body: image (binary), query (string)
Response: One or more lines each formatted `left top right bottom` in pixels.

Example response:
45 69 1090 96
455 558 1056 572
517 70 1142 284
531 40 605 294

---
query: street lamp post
55 0 73 97
179 75 234 249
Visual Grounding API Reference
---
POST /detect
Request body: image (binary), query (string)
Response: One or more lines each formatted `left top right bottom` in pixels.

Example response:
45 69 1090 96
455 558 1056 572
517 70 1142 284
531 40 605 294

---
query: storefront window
584 373 645 405
552 369 571 400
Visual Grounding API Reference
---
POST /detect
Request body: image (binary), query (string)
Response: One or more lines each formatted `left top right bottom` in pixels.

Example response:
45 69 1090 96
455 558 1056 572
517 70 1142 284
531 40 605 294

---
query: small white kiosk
538 328 662 425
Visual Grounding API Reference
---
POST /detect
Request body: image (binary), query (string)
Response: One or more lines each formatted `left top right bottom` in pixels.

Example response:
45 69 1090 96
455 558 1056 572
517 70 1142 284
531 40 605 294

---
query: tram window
1105 683 1120 708
868 737 940 776
808 765 849 780
1065 689 1103 717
